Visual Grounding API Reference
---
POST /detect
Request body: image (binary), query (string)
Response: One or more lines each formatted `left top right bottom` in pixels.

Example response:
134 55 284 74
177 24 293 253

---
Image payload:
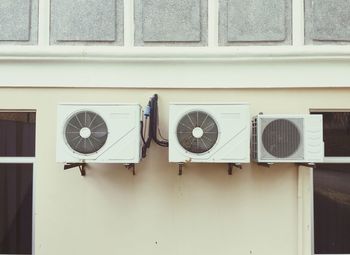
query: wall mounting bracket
178 163 184 176
124 163 136 175
64 163 86 176
228 163 242 175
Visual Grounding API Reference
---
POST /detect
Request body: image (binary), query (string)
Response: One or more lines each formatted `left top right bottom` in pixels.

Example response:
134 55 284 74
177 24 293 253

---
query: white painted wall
1 88 348 255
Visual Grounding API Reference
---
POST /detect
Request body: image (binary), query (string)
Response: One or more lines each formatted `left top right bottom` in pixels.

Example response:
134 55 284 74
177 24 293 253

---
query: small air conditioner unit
169 103 250 163
56 103 142 164
252 114 324 163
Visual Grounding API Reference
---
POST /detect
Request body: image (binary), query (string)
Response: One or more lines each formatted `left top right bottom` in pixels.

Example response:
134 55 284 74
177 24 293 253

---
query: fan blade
75 114 84 128
74 137 83 149
67 122 80 130
92 131 108 138
200 114 209 128
186 113 196 128
91 122 106 131
88 113 98 128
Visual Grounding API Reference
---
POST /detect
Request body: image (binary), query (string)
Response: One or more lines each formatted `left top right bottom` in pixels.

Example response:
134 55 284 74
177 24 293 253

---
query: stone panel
305 0 350 44
219 0 291 45
135 0 207 46
0 0 38 44
51 0 123 45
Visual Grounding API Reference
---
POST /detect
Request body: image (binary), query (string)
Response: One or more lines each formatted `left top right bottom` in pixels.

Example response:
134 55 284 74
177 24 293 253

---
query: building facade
1 1 350 255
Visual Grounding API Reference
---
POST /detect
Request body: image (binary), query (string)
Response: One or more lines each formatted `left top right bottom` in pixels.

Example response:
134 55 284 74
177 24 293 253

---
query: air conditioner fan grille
65 111 108 154
262 119 301 158
176 111 218 154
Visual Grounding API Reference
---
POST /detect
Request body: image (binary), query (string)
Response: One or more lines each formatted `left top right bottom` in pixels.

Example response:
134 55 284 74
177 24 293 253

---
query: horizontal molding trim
0 47 350 88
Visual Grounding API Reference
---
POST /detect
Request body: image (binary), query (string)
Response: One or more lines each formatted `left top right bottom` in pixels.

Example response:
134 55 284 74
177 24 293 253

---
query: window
311 110 350 254
0 112 35 255
313 163 350 254
311 111 350 163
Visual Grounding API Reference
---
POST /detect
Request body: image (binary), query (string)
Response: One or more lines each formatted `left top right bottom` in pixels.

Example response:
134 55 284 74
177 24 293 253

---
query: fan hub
79 127 91 139
192 127 204 138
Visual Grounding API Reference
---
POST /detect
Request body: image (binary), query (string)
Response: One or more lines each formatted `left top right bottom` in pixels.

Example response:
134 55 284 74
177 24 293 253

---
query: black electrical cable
150 94 168 147
141 94 168 158
140 120 146 145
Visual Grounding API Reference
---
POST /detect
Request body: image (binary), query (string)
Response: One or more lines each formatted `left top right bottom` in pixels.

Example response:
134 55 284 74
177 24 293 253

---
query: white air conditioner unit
252 114 324 163
56 103 142 164
169 103 250 163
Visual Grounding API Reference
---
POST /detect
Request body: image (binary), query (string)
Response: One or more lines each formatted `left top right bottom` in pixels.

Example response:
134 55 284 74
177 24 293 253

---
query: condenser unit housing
56 103 142 164
252 114 324 163
169 103 250 163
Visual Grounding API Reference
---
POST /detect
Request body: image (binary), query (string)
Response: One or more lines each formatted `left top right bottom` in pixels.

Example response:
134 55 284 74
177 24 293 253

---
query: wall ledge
0 46 350 88
1 46 350 61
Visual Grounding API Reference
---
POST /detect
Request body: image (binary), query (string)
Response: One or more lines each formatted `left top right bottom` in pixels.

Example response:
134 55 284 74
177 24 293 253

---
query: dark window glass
315 112 350 157
0 112 36 157
314 164 350 254
0 164 33 254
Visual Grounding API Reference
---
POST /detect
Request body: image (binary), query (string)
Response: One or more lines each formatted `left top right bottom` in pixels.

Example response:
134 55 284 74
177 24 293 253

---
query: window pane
314 164 350 254
0 112 36 157
0 164 33 255
316 112 350 157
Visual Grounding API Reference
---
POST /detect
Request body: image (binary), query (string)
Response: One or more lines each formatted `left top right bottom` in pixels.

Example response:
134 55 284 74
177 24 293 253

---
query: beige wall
1 88 349 255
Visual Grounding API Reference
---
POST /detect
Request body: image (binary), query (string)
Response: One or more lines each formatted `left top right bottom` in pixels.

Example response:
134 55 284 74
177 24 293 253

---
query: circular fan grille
65 111 108 154
176 111 218 154
262 119 301 158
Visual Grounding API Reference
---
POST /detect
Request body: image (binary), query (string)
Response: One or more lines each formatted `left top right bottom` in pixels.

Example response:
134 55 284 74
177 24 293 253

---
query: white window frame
310 109 350 164
0 111 36 255
308 109 350 255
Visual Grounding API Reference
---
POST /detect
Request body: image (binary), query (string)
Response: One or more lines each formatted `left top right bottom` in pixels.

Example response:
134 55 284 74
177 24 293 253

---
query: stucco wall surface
1 88 349 255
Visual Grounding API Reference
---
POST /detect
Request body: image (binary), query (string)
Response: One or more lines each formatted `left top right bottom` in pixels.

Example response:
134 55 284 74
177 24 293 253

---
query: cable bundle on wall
141 94 168 158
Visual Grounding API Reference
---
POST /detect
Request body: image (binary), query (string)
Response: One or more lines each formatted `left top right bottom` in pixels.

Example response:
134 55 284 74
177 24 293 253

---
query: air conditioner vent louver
176 111 218 153
262 119 301 158
65 111 108 154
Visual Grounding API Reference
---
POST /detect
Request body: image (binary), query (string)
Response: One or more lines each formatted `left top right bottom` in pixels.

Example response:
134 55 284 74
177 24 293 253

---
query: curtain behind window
0 113 35 157
0 112 35 254
0 164 33 254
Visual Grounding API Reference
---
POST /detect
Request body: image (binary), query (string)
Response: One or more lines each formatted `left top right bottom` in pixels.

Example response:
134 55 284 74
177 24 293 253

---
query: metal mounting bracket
178 163 184 176
124 163 136 175
64 163 86 176
228 163 242 175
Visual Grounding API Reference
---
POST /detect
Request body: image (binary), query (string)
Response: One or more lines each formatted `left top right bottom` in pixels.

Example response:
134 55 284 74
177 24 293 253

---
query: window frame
309 109 350 255
310 109 350 164
0 110 36 255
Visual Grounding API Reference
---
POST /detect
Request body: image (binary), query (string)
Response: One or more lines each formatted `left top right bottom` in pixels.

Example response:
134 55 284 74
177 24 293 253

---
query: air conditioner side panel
211 105 250 163
169 105 188 162
304 115 324 163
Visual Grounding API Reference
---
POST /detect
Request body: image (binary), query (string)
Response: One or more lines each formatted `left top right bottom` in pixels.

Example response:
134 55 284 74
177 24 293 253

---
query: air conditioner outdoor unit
252 114 324 163
56 103 142 164
169 103 250 163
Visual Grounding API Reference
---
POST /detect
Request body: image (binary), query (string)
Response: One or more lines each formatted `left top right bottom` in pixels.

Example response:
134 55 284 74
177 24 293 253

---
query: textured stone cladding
0 0 38 44
134 0 208 46
219 0 292 45
50 0 124 45
305 0 350 44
